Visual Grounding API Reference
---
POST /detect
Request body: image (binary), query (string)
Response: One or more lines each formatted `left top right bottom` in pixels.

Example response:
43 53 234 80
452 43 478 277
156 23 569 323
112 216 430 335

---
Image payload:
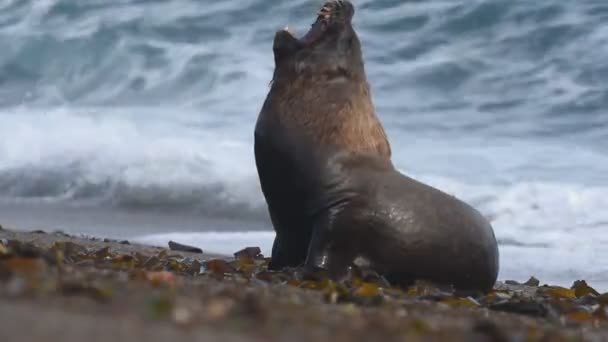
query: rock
524 276 540 287
168 241 203 254
505 280 521 285
234 247 262 260
571 280 600 298
52 230 70 237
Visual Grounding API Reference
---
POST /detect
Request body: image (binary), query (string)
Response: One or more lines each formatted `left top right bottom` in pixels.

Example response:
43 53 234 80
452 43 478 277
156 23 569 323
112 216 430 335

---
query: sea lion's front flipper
254 130 316 269
304 206 355 278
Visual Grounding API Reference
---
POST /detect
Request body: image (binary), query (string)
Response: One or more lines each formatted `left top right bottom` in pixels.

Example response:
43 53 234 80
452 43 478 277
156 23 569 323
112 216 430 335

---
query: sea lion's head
272 0 363 81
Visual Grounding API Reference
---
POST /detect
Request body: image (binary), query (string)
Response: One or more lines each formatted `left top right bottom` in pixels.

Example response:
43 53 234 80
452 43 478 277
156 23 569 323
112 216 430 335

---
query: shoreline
1 226 607 341
2 202 607 291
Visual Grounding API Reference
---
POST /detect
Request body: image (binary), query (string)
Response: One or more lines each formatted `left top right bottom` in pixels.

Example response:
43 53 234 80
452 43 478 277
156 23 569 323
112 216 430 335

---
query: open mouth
282 1 353 47
288 1 345 46
299 19 328 46
299 5 332 46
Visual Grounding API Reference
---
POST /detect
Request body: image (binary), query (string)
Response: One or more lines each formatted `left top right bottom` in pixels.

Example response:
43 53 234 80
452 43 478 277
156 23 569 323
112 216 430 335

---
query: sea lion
254 0 392 269
255 0 499 292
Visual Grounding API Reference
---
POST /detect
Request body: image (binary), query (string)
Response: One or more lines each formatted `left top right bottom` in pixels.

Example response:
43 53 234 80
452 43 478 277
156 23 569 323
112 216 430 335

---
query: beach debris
172 305 194 326
145 271 177 287
539 286 576 300
52 230 70 237
59 281 113 302
205 298 236 321
3 257 48 275
524 276 540 287
355 282 381 298
204 259 238 279
471 320 509 342
233 247 262 261
0 230 607 342
406 280 454 300
440 296 480 308
489 299 549 317
168 241 203 254
572 280 600 297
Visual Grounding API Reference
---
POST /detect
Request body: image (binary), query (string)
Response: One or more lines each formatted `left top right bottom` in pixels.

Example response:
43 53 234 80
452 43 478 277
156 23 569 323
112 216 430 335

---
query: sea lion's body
304 151 499 292
254 0 499 292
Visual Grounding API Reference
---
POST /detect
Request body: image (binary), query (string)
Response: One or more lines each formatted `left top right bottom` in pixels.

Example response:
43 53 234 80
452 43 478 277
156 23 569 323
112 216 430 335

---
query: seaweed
0 232 607 341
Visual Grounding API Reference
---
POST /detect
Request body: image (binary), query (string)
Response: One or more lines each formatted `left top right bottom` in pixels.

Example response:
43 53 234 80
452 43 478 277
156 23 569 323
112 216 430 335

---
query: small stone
489 300 549 317
186 259 202 276
173 306 193 325
234 247 262 260
204 259 237 276
206 298 235 321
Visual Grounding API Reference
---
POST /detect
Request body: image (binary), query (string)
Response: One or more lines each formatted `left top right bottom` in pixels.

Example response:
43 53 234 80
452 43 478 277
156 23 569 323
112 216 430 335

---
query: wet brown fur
264 69 391 158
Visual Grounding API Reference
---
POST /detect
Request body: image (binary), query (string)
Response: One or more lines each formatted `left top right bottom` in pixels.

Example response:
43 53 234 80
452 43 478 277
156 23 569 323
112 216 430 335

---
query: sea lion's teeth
319 5 331 15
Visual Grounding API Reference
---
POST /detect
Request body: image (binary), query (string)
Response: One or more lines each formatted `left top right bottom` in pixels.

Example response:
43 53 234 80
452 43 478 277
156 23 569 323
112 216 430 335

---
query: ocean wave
0 0 605 127
1 107 607 234
0 107 267 220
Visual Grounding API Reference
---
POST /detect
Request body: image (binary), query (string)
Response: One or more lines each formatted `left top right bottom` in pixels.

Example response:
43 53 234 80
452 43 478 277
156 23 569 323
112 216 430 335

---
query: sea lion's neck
268 74 391 158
